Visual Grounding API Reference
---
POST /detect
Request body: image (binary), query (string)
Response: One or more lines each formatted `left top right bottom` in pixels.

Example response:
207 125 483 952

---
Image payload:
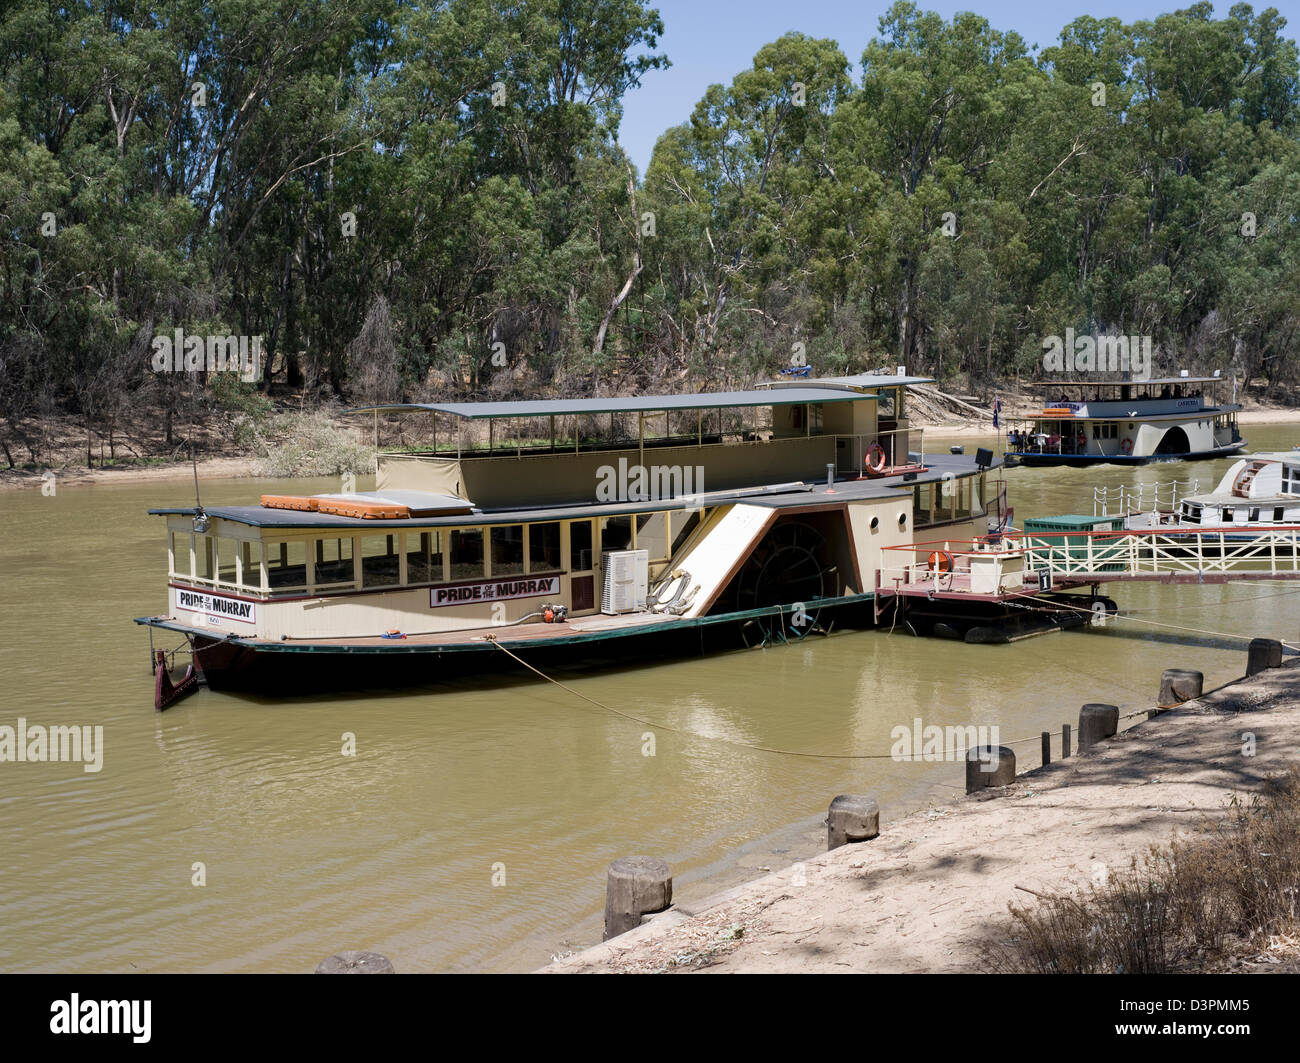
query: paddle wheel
733 520 837 641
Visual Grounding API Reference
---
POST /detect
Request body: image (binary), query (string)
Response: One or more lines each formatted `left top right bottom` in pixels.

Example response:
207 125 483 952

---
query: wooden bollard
827 793 880 850
1247 638 1283 676
965 745 1015 794
603 856 672 940
315 951 394 974
1079 703 1119 751
1041 731 1051 766
1062 723 1071 758
1154 668 1203 716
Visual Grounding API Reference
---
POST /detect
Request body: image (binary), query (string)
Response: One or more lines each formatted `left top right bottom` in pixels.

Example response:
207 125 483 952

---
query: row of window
171 510 705 595
1182 505 1291 525
912 477 984 527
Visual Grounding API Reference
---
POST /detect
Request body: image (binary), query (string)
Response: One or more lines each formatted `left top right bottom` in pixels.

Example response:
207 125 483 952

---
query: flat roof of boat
1239 452 1300 463
757 372 934 390
147 453 996 529
1026 377 1224 387
343 386 879 420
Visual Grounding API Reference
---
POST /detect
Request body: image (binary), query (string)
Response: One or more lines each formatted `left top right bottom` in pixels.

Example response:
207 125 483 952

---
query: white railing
1093 479 1200 516
878 527 1300 595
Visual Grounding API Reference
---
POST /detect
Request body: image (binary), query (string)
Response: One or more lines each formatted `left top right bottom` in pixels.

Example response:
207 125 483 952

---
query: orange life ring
865 442 888 473
928 550 954 574
1120 437 1133 454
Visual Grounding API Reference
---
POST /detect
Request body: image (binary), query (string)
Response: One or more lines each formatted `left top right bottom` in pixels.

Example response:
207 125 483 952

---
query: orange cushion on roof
261 495 320 511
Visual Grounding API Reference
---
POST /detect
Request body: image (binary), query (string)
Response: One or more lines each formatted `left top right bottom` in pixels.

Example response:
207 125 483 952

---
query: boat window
635 512 670 562
671 508 703 556
360 534 401 588
1183 504 1200 525
170 532 189 577
490 525 525 577
913 483 934 526
216 538 239 585
1249 508 1260 523
267 541 309 591
1223 509 1234 523
601 515 633 554
449 528 484 581
569 520 594 572
405 531 445 584
195 534 215 580
1276 508 1286 523
943 476 973 520
313 537 355 587
528 522 562 573
240 541 263 589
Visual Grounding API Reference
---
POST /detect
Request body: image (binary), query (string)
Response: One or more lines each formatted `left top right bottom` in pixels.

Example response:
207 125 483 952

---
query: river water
3 423 1299 972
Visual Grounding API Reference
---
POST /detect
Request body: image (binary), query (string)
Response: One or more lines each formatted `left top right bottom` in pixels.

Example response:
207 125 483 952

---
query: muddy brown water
3 424 1299 971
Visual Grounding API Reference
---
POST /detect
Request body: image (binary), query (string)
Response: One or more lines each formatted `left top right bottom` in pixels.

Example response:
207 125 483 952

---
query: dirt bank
542 660 1300 973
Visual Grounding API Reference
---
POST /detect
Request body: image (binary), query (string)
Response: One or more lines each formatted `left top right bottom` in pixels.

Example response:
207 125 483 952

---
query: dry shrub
985 770 1300 973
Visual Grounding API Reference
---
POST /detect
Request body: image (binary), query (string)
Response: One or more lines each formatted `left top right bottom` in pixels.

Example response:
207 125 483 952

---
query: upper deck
347 374 932 509
1024 376 1240 420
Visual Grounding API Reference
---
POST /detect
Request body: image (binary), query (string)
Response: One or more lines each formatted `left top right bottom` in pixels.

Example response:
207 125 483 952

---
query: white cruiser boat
1125 452 1300 532
135 374 1011 704
1005 376 1244 466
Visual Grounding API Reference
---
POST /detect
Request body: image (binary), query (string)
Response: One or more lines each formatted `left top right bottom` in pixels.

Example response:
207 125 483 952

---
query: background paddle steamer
1004 375 1244 466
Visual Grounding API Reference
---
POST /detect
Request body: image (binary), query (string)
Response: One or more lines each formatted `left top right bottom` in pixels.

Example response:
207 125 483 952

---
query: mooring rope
1001 589 1300 653
482 635 1152 771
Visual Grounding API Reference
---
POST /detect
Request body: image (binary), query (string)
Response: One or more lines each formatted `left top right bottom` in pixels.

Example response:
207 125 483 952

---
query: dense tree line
0 1 1297 464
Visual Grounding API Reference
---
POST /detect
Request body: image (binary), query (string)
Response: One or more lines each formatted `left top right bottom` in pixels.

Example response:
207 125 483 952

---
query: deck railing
877 526 1300 596
1093 479 1200 516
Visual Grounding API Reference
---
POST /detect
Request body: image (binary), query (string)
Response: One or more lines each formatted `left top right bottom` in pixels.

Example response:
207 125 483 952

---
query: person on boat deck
1075 431 1087 453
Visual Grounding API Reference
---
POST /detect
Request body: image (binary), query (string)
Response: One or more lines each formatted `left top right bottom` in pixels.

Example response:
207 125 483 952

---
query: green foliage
0 0 1297 448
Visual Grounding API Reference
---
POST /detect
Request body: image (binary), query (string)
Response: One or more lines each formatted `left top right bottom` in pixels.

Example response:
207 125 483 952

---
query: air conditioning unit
601 549 648 614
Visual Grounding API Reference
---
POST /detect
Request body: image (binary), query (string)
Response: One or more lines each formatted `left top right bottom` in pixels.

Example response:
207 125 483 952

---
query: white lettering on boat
430 576 560 607
175 589 256 624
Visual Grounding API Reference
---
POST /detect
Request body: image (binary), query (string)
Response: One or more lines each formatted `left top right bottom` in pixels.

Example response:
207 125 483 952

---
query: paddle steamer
135 374 1006 703
1004 375 1244 466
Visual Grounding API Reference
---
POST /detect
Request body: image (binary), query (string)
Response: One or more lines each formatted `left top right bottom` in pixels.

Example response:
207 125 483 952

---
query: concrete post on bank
603 856 672 940
827 794 880 850
1079 703 1119 751
1153 668 1203 718
1247 639 1283 677
965 745 1015 794
315 951 395 974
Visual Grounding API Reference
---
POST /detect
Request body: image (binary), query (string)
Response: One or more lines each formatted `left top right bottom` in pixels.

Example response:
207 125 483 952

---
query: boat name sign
431 576 560 607
175 588 256 624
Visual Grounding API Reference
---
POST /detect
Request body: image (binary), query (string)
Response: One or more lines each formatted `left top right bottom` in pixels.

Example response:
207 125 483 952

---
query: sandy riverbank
2 403 1296 491
542 659 1300 973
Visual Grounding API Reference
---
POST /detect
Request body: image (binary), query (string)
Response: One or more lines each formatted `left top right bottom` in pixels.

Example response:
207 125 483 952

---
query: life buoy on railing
927 550 954 574
1121 437 1134 454
865 442 888 474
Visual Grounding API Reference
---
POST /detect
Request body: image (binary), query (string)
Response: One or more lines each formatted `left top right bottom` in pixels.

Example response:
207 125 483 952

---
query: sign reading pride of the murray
430 576 560 608
174 588 257 625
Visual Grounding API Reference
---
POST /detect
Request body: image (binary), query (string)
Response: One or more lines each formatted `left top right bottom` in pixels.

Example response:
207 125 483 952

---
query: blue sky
616 0 1300 174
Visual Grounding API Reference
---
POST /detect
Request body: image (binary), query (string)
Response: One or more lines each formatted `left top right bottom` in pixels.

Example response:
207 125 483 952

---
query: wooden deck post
827 794 880 850
1247 638 1283 676
966 745 1015 793
1079 703 1119 751
604 856 672 940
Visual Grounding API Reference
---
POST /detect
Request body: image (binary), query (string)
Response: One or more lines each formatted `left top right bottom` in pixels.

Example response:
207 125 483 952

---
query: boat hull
1005 442 1246 468
135 595 878 698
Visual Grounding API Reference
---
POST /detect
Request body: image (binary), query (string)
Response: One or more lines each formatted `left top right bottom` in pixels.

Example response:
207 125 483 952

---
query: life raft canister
928 550 954 574
865 442 888 473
